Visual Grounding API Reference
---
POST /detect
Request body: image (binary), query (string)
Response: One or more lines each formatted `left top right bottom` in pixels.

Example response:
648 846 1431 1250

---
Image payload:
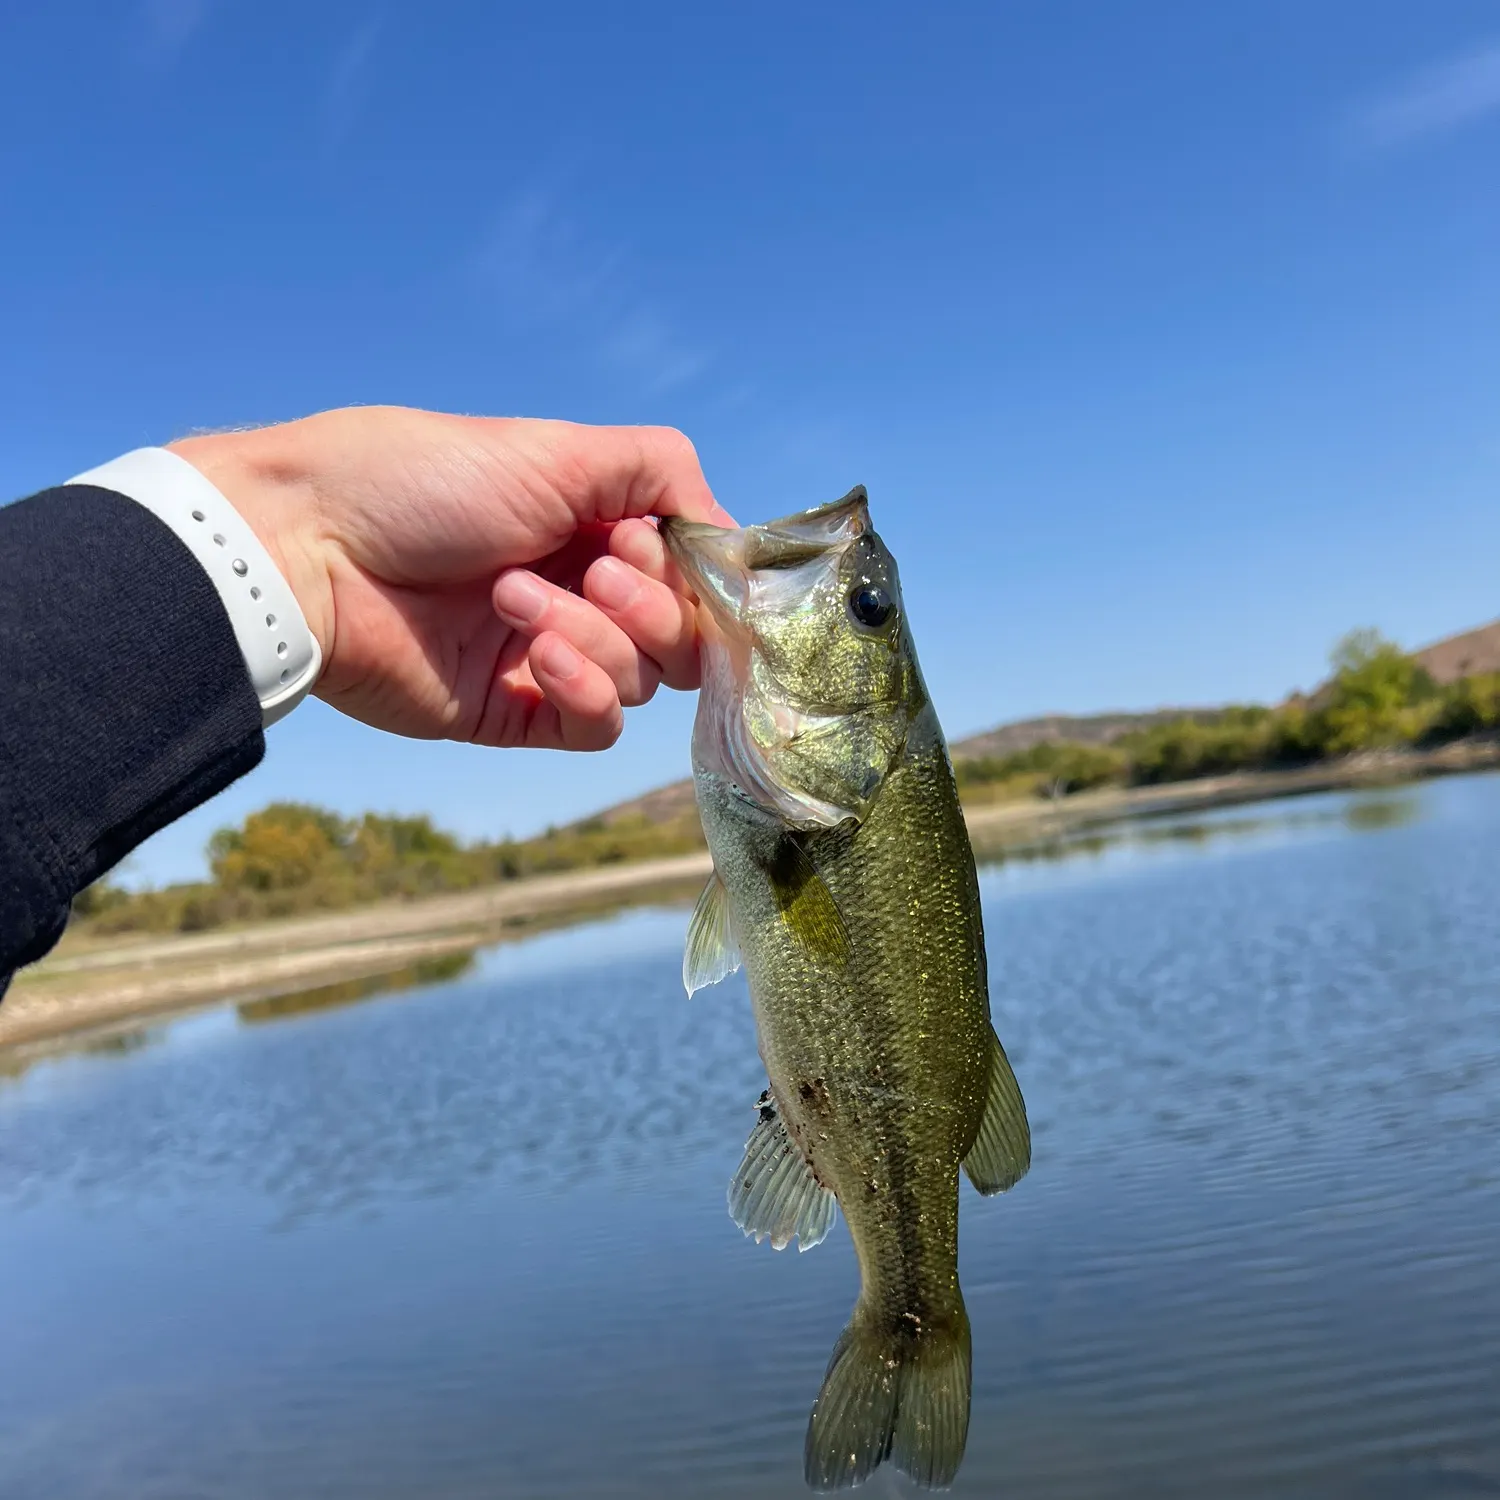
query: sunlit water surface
3 777 1500 1498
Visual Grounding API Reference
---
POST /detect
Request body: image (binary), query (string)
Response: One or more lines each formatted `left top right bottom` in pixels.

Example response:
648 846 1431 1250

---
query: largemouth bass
660 489 1030 1491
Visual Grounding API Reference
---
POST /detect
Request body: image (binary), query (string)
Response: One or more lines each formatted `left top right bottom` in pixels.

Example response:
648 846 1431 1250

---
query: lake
3 775 1499 1498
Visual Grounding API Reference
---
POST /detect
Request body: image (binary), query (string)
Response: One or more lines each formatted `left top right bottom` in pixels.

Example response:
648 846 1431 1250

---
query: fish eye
848 584 894 630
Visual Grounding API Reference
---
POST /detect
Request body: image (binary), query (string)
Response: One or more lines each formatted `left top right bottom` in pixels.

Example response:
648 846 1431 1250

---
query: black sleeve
0 485 266 990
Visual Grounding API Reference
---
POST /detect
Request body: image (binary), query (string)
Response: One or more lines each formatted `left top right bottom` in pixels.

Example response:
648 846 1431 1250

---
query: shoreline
6 742 1497 1058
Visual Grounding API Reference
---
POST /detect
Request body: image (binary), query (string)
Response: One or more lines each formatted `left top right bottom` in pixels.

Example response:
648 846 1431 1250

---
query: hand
169 406 733 751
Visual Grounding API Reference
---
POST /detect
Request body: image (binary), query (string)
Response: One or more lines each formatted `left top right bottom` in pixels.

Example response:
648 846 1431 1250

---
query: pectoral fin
729 1090 837 1252
766 835 853 969
683 873 741 996
963 1028 1031 1195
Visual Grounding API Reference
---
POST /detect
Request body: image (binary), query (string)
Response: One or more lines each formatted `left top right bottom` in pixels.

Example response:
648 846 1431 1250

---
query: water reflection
0 1015 164 1082
236 951 478 1024
973 785 1425 875
1343 792 1421 831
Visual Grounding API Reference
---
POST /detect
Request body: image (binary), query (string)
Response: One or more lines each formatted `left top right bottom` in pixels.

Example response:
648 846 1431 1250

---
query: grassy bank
4 853 714 1056
71 804 707 939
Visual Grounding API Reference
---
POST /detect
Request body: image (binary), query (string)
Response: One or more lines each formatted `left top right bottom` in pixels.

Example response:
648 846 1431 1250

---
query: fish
660 488 1031 1492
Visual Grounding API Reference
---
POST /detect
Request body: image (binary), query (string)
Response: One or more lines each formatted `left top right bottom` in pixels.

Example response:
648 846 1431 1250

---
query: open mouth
659 516 747 624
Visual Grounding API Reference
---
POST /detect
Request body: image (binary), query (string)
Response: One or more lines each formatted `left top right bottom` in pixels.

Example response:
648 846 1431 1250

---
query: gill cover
663 487 923 830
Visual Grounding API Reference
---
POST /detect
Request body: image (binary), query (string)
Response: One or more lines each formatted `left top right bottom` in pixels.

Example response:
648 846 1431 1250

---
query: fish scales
662 488 1030 1492
705 711 989 1305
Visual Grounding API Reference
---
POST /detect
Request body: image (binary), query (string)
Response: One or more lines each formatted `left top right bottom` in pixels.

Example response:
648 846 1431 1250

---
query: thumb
527 421 737 529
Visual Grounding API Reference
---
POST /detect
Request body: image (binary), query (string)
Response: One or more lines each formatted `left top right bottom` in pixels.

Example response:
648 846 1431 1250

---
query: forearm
0 485 265 987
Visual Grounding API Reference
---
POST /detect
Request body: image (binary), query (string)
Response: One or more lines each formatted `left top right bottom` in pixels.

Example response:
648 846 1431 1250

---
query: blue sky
3 1 1499 885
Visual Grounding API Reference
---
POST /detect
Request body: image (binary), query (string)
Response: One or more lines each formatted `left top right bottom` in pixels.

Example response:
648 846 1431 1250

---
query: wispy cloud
603 311 708 395
470 187 710 395
131 0 213 69
320 17 383 157
1350 39 1500 149
471 189 625 325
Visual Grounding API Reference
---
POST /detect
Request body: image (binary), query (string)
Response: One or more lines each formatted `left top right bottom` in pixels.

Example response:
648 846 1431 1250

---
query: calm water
3 777 1500 1498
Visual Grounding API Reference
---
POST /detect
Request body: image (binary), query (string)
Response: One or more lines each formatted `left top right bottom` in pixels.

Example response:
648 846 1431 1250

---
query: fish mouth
660 487 871 626
748 486 870 564
658 516 748 626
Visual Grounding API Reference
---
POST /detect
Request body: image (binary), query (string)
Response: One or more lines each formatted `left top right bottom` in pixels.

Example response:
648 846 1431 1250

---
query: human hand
169 406 733 750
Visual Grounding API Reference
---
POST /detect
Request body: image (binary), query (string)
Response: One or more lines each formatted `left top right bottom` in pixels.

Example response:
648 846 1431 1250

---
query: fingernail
494 571 548 625
590 556 640 610
535 634 582 680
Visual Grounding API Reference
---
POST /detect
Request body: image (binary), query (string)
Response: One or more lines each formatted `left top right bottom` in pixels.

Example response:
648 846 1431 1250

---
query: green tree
209 803 351 893
1427 672 1500 742
1317 629 1432 754
1118 706 1278 784
71 877 128 919
954 741 1126 799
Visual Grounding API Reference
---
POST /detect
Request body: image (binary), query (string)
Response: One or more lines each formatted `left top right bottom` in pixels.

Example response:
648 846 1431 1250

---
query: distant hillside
587 708 1227 830
1414 619 1500 683
577 618 1500 832
950 708 1223 760
589 776 698 829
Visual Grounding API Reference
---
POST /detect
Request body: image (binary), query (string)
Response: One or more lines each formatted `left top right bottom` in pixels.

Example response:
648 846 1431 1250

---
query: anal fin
963 1028 1031 1195
683 872 741 995
728 1089 837 1252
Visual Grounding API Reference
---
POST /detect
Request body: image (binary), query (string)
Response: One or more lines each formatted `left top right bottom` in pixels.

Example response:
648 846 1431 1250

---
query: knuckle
647 425 699 466
619 670 660 708
580 715 622 751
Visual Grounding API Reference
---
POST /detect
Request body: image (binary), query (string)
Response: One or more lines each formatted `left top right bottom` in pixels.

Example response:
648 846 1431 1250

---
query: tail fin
804 1299 972 1491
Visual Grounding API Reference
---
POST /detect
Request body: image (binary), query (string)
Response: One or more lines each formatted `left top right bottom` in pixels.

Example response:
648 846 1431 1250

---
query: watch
68 447 322 727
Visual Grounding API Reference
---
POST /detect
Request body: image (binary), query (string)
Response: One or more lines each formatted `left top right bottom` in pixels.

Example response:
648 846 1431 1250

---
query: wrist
167 424 336 668
66 445 322 726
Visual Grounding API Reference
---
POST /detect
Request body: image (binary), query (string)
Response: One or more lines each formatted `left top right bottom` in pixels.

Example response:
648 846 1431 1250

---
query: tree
1428 672 1500 741
1317 629 1431 755
71 877 128 919
209 803 350 892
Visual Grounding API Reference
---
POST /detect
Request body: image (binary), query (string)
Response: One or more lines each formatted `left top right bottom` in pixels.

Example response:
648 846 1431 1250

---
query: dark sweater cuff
0 485 265 977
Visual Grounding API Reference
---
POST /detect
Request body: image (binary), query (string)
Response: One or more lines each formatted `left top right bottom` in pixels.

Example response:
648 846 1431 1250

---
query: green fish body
662 490 1030 1491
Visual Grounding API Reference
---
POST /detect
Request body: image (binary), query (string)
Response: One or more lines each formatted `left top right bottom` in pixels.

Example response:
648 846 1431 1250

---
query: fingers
493 569 662 707
583 552 701 690
608 517 691 591
531 521 615 592
538 422 738 528
462 629 622 753
527 634 624 751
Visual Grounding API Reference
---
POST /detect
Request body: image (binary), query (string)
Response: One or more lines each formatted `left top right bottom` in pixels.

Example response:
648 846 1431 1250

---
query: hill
579 618 1500 832
1414 618 1500 683
586 708 1229 830
585 708 1230 830
950 708 1224 760
587 776 698 829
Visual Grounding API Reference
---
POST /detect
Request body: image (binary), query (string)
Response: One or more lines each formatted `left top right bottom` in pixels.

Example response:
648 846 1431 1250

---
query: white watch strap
67 447 322 728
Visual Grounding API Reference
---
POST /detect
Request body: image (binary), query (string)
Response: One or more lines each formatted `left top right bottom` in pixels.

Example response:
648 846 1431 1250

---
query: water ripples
2 777 1499 1495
